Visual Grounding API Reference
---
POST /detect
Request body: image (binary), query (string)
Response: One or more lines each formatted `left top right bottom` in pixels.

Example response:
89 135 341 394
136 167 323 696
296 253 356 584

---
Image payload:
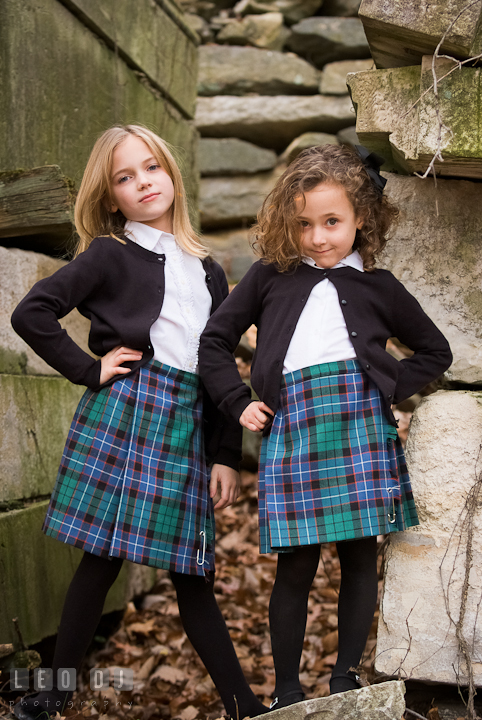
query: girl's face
109 134 175 233
296 182 364 268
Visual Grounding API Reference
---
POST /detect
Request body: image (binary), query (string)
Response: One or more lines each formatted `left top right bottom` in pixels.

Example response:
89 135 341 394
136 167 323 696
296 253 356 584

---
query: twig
12 618 26 652
404 709 428 720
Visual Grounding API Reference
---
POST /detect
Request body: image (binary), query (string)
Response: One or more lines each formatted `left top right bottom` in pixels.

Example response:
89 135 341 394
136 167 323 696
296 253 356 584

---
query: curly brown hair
252 144 398 272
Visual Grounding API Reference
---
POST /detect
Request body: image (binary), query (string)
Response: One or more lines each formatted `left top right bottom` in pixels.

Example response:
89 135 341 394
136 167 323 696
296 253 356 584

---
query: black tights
269 536 378 699
17 552 265 719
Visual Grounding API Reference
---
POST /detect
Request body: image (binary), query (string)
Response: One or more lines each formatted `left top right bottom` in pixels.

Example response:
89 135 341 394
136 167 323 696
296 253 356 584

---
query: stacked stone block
179 0 371 280
352 0 482 688
0 0 199 646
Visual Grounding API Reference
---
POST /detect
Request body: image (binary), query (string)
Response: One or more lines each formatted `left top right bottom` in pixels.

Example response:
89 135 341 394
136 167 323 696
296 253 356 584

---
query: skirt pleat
43 361 214 575
258 360 419 553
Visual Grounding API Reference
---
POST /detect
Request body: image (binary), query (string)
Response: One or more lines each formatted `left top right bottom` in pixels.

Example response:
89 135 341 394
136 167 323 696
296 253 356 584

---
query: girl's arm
199 263 264 423
11 238 107 388
388 275 453 403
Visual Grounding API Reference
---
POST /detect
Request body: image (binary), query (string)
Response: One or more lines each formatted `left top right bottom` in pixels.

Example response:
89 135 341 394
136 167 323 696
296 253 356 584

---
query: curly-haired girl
199 144 452 705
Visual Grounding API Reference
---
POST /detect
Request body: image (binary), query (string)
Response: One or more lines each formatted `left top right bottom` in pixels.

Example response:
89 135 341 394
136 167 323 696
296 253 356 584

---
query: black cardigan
11 234 242 469
199 260 453 427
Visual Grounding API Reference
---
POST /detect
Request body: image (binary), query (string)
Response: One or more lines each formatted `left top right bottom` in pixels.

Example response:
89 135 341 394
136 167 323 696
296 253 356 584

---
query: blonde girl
11 124 266 720
199 144 452 705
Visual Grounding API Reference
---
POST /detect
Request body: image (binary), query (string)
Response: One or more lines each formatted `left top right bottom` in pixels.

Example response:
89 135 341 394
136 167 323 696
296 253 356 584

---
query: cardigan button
366 363 370 370
388 394 393 400
351 331 357 338
205 274 212 283
341 299 347 305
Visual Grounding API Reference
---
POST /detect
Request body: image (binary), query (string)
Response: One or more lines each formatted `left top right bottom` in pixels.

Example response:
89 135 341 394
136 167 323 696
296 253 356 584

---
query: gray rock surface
0 246 92 376
203 227 257 280
216 12 291 50
199 138 278 176
281 131 339 163
376 391 482 685
320 58 374 94
337 125 359 146
196 94 355 150
322 0 361 16
381 173 482 386
254 681 406 719
287 16 371 67
233 0 323 24
198 44 320 96
200 171 279 228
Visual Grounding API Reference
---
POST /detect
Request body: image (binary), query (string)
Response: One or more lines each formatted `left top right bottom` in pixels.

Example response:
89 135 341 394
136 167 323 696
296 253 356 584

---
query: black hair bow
354 145 387 195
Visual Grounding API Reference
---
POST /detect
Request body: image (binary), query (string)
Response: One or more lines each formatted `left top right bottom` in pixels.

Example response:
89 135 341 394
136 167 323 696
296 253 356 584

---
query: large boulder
359 0 482 68
381 173 482 387
280 131 339 163
200 171 279 228
254 681 406 719
287 17 371 68
0 246 92 376
348 56 482 179
198 44 320 96
196 94 355 150
376 391 482 685
216 12 291 51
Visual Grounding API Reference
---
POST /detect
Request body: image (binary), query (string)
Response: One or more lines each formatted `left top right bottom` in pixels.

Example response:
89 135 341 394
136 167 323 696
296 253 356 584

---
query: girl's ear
102 194 118 214
356 214 365 230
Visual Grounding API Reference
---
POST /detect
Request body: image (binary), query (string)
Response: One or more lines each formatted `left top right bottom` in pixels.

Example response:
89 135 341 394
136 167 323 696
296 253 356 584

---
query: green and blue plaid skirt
43 361 214 575
258 359 419 553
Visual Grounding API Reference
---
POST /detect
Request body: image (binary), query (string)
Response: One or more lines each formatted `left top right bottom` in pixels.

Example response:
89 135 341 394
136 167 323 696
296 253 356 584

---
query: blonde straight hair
74 124 209 258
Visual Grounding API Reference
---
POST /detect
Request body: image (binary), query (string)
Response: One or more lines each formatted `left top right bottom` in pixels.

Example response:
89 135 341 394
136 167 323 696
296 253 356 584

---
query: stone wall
179 0 371 280
0 0 199 646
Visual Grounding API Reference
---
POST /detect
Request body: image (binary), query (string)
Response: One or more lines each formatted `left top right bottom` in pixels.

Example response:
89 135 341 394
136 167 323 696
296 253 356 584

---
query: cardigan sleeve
11 238 106 388
387 273 453 403
199 262 263 422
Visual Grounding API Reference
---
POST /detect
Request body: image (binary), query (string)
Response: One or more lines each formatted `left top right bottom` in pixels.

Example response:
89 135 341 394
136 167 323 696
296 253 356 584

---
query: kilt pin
43 360 214 576
258 359 418 553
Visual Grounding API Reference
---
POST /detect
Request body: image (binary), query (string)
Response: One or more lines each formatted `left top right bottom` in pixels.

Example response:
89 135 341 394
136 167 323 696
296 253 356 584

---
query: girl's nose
312 227 326 246
138 173 151 188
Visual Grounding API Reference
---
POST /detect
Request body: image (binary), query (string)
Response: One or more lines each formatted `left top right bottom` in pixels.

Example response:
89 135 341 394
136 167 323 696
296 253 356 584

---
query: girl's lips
140 193 160 203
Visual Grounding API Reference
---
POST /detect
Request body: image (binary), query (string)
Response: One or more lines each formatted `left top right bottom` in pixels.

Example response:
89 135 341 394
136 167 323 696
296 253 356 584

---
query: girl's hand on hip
100 346 143 385
210 464 241 510
239 401 274 432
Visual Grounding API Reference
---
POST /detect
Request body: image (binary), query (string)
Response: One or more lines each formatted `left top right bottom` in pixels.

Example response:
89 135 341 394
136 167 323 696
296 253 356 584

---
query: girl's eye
118 175 130 184
147 164 160 171
327 218 338 226
299 220 310 228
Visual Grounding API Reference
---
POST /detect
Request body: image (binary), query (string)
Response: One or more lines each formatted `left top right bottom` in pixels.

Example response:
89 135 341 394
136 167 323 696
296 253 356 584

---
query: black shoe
269 690 306 710
13 697 58 720
329 671 361 695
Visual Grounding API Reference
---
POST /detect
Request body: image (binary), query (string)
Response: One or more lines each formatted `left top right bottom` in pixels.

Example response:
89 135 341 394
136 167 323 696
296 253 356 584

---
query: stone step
0 166 74 243
203 227 257 282
0 246 91 377
381 172 482 387
198 44 320 96
0 500 156 646
376 391 482 686
216 11 290 51
286 16 371 68
196 94 355 150
348 56 482 179
199 138 278 175
200 171 279 228
0 374 84 503
359 0 482 69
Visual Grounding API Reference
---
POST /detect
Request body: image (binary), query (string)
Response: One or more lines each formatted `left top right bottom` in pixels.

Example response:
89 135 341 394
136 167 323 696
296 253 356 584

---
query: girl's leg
330 535 378 694
269 544 321 707
15 552 123 720
170 570 267 718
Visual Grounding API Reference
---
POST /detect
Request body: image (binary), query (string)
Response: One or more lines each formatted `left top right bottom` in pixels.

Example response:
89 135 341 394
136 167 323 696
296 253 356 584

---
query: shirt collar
124 220 175 251
302 250 364 272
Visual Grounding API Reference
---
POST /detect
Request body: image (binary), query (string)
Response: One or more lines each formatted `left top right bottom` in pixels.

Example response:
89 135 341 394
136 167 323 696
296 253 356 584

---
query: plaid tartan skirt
43 361 214 575
258 359 419 553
